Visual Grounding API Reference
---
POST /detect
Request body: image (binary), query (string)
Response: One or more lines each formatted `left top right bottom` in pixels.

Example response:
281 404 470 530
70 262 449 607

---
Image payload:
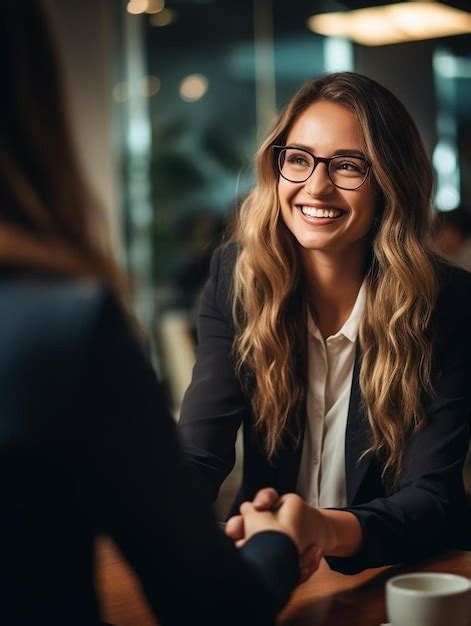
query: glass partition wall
117 1 354 409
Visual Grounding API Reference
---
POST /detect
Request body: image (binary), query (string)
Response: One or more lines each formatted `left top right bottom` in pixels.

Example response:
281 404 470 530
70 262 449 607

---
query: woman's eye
337 160 360 171
287 154 309 166
332 158 367 174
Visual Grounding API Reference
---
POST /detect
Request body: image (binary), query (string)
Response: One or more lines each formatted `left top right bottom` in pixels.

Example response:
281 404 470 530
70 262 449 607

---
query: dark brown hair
0 0 128 300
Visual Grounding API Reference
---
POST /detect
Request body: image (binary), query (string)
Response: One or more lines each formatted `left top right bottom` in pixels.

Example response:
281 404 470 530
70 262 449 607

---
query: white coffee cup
386 572 471 626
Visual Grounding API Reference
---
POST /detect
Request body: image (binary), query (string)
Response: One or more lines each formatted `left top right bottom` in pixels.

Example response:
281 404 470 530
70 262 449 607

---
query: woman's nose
303 162 335 195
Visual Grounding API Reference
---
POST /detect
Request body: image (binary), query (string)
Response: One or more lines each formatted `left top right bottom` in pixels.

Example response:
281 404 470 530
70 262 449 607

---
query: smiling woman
178 71 471 574
277 99 377 258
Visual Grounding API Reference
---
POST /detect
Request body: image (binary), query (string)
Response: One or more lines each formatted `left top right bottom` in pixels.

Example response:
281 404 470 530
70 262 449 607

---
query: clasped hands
225 488 327 582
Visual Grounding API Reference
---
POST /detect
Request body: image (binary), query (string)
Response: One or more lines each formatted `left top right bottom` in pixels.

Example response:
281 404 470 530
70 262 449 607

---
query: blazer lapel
275 343 374 501
275 403 306 494
345 343 373 505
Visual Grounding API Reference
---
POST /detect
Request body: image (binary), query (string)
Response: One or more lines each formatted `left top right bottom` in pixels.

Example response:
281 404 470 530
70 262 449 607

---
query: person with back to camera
179 71 471 573
0 2 324 625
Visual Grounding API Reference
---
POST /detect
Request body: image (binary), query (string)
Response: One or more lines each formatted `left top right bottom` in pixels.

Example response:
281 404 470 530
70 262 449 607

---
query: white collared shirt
295 283 366 509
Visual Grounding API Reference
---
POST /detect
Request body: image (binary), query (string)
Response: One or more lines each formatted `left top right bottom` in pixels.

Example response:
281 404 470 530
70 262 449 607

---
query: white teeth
300 206 343 218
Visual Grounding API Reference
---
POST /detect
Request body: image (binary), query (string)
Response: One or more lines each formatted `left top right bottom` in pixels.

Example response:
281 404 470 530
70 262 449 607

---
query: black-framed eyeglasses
272 145 371 191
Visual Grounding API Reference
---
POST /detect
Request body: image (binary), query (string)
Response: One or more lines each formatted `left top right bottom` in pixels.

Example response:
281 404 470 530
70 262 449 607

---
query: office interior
44 0 471 515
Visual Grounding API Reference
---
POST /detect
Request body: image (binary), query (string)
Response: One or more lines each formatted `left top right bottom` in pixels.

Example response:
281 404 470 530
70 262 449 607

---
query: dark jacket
179 244 471 574
0 271 299 626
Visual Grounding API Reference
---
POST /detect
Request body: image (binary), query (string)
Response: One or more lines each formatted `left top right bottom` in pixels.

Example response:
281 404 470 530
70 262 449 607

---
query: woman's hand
226 487 363 560
226 489 333 551
225 489 325 581
224 488 283 544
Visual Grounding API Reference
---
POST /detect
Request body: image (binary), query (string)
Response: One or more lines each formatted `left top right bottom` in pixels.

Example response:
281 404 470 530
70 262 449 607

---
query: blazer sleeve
328 270 471 574
74 290 299 626
178 244 249 502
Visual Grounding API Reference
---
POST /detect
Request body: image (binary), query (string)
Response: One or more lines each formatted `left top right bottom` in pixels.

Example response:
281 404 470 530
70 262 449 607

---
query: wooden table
96 538 471 626
280 551 471 625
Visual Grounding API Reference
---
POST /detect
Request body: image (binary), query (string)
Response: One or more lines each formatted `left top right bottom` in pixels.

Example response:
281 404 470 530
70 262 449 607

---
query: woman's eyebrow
285 142 315 151
286 143 366 158
333 149 367 158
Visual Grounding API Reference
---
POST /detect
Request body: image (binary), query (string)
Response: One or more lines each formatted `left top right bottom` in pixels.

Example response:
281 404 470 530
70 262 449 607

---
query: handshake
225 488 327 582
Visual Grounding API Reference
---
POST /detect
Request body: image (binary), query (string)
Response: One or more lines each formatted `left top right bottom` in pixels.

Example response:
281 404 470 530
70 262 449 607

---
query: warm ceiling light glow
149 7 175 26
307 2 471 46
146 0 165 14
140 75 161 97
179 74 208 102
127 0 148 15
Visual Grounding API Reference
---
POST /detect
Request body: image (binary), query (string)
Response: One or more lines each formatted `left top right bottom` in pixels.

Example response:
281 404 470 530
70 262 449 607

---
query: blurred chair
156 308 242 520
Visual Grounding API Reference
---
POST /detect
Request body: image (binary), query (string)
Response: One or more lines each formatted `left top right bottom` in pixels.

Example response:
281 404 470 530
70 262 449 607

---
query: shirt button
313 456 319 465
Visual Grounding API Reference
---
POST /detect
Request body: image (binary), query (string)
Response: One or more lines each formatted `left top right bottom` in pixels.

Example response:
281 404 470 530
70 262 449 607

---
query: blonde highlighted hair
230 72 439 489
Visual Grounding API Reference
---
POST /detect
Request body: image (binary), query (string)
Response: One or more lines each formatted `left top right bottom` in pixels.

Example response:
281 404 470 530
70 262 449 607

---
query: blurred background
43 0 471 513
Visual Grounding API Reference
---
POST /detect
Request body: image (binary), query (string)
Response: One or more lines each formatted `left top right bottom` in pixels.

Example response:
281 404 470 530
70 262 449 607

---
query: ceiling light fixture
179 74 209 102
307 2 471 46
127 0 148 15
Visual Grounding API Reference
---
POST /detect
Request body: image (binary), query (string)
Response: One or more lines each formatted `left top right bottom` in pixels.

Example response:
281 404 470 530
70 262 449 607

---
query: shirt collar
307 280 366 343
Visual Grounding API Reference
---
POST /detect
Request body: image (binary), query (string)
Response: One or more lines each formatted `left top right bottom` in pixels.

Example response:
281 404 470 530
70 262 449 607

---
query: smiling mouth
297 205 346 219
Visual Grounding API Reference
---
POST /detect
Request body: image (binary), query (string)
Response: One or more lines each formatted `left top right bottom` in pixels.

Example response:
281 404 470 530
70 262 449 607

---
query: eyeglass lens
278 148 368 189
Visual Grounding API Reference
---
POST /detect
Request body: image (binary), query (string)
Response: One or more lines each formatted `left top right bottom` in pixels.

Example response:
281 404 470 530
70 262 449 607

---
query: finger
312 547 323 569
299 546 323 583
240 501 255 515
252 488 280 510
299 544 316 570
299 567 314 585
277 492 303 509
225 515 245 541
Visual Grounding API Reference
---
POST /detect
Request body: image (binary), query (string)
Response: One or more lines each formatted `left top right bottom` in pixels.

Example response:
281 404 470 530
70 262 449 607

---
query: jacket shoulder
436 262 471 307
0 279 124 420
431 263 471 345
214 241 239 279
208 242 239 316
0 278 118 352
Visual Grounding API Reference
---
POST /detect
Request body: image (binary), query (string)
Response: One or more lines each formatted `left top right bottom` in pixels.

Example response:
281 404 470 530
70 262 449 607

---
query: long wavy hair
0 0 128 305
230 72 440 489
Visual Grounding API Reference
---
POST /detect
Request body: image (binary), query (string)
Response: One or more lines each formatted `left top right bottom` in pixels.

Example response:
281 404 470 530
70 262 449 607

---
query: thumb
252 488 280 510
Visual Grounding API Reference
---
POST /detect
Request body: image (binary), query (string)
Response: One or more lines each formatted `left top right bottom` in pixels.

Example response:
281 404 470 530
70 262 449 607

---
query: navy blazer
0 271 299 626
179 244 471 574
